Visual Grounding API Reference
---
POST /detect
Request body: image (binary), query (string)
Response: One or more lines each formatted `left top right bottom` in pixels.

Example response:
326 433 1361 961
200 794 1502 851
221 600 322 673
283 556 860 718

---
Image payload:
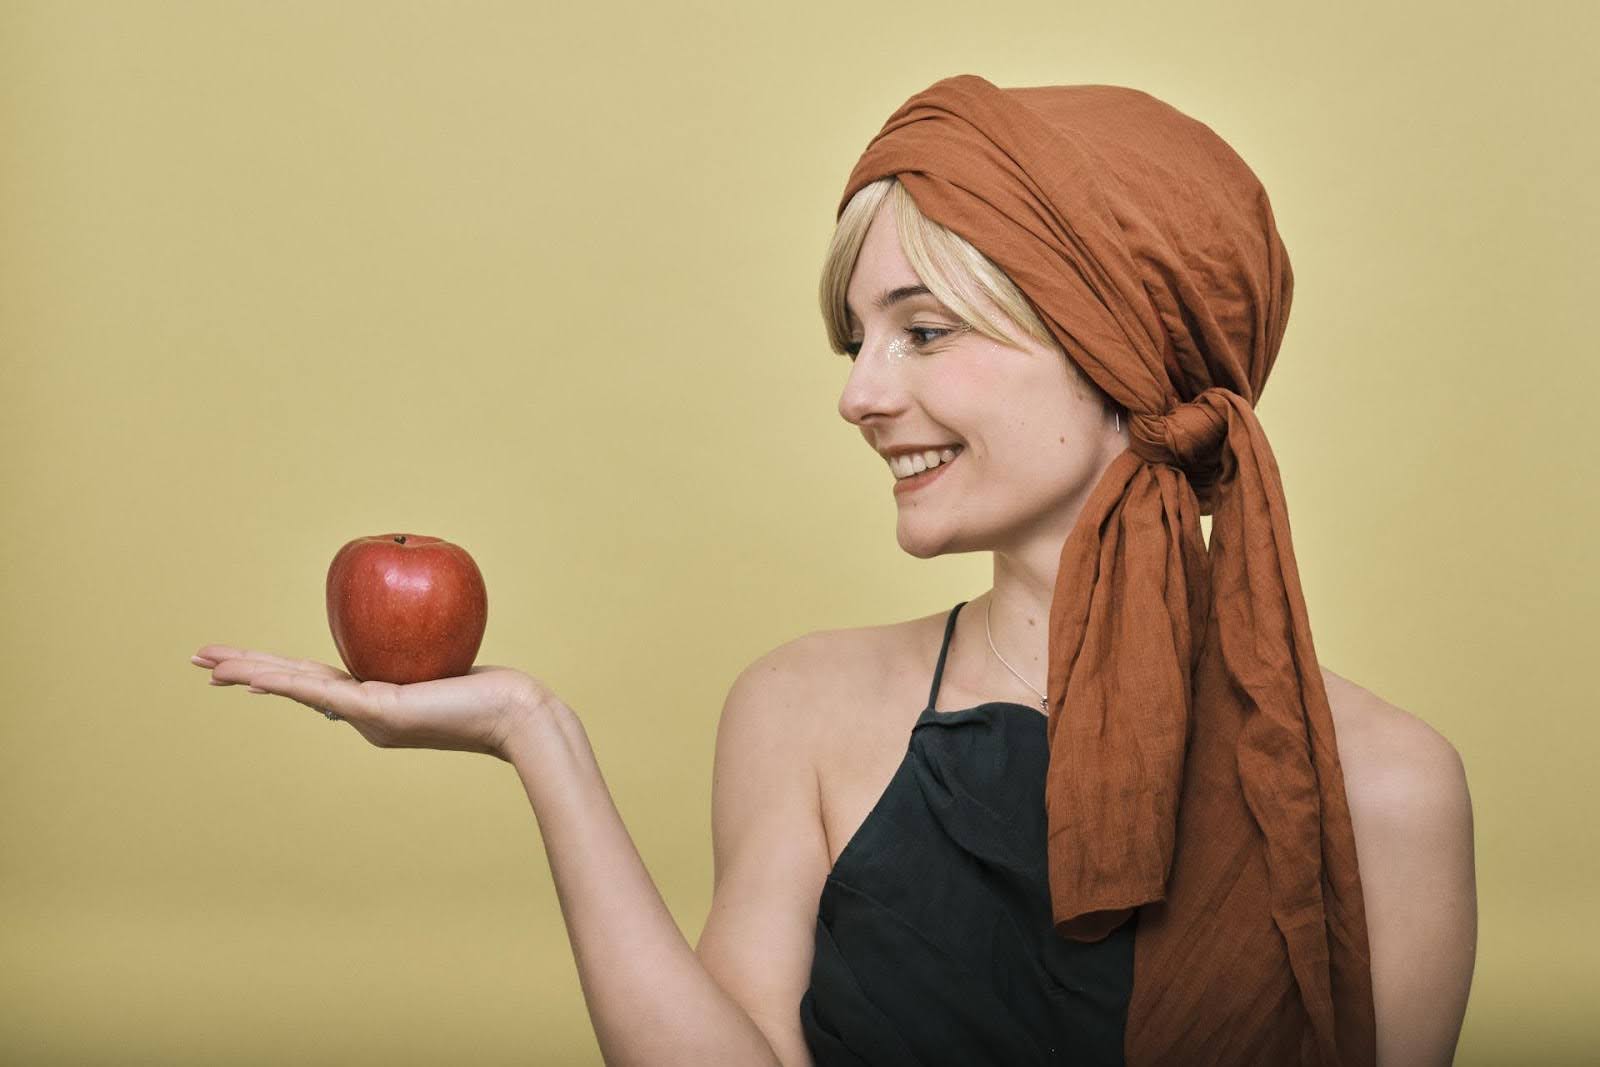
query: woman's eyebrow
845 284 933 321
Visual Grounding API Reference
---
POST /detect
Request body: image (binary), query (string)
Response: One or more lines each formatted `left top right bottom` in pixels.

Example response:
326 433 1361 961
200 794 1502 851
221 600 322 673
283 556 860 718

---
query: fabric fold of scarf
836 74 1376 1065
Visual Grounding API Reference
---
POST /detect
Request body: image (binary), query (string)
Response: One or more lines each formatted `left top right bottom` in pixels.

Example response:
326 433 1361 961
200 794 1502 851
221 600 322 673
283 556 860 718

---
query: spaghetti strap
925 601 968 712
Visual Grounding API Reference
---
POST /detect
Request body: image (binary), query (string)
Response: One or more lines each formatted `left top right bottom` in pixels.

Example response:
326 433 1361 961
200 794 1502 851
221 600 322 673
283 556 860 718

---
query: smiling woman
755 73 1477 1067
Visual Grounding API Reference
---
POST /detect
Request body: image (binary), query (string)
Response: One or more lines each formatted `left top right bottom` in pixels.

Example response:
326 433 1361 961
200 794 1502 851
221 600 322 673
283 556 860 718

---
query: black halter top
798 600 1137 1065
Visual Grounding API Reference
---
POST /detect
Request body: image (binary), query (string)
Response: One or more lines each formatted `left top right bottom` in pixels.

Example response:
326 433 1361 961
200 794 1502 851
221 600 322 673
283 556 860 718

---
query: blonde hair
821 175 1062 351
819 177 1110 409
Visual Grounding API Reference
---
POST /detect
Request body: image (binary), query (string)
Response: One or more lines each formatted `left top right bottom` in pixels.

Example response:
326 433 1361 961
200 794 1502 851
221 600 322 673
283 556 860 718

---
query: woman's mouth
892 446 962 497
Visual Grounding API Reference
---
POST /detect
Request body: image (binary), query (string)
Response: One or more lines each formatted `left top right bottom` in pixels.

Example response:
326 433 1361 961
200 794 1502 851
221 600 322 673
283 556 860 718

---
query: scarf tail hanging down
836 75 1376 1065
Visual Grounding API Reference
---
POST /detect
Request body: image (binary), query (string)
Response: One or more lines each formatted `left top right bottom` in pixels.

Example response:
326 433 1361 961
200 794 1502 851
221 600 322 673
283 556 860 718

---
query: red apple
325 533 488 684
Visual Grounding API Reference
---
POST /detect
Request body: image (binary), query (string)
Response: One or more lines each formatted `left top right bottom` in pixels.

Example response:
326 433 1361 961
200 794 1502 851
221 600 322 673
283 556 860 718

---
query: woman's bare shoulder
1320 666 1459 774
754 610 948 717
1318 668 1475 1062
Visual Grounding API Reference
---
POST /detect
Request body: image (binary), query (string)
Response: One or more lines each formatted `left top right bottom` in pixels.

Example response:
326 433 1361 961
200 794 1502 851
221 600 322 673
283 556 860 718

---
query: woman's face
838 198 1124 561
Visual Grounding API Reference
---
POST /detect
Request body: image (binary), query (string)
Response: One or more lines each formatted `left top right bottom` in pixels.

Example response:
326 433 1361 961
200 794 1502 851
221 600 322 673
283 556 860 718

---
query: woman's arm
503 693 792 1066
1342 700 1477 1066
693 641 832 1067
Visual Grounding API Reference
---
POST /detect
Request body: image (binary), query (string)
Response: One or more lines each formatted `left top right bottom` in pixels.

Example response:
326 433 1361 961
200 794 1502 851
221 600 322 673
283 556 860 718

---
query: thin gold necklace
984 596 1048 712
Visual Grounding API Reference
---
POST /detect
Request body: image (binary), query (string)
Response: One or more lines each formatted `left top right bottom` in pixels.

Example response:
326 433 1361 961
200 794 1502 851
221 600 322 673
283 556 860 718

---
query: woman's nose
837 334 911 426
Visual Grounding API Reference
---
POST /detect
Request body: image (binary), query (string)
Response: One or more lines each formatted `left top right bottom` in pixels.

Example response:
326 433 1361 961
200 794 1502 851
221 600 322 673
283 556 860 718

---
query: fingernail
209 679 227 686
248 686 267 694
191 656 215 667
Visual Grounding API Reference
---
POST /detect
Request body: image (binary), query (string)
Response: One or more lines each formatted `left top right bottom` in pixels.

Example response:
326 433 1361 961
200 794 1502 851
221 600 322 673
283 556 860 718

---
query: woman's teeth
891 445 962 480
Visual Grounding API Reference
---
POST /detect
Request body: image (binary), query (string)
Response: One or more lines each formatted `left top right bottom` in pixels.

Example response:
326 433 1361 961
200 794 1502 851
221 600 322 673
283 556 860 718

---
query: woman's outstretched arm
505 651 827 1067
193 635 824 1064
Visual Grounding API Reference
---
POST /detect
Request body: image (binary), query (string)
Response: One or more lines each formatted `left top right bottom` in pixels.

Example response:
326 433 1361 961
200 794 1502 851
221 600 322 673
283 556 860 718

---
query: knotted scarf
836 75 1376 1064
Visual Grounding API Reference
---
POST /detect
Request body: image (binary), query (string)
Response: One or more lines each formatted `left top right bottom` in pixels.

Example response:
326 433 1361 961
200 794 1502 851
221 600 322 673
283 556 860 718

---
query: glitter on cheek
886 334 912 361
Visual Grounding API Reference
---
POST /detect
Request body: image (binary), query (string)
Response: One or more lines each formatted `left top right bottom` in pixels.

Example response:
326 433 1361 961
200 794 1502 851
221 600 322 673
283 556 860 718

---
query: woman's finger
192 645 349 679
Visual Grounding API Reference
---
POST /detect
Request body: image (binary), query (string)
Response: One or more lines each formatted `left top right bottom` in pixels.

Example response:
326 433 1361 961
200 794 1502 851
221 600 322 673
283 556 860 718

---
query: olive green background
3 1 1594 1063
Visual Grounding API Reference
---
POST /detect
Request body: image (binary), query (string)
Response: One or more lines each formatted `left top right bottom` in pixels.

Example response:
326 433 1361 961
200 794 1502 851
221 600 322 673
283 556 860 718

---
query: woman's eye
841 326 956 362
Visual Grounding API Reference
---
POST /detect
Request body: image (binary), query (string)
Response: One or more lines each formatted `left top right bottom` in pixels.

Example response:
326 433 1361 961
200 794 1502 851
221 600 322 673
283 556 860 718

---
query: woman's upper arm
695 638 832 1067
1349 706 1477 1067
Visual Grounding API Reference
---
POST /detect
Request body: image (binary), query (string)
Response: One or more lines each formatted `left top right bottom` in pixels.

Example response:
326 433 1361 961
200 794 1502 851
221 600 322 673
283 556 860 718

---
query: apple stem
394 536 407 544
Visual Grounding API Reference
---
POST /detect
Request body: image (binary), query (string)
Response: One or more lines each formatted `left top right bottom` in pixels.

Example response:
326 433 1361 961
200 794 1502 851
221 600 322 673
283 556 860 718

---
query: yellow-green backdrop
3 1 1594 1063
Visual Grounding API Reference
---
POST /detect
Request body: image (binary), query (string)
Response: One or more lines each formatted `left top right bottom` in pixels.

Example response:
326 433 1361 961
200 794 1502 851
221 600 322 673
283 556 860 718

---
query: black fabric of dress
799 600 1137 1066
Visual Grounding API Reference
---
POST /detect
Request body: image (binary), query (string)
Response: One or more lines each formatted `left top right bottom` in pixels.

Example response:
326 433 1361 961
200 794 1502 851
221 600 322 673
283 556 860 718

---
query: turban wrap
836 75 1376 1065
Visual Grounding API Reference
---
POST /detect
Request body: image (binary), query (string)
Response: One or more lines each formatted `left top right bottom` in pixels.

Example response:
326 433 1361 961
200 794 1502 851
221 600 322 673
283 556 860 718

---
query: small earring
1114 411 1120 433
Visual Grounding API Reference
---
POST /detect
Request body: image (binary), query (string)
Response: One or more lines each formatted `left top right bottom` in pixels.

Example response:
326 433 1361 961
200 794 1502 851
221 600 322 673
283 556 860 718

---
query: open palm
191 646 544 761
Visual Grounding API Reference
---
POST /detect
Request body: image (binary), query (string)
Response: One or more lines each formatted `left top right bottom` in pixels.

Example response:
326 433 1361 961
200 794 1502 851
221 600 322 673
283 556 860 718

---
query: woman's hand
190 646 549 762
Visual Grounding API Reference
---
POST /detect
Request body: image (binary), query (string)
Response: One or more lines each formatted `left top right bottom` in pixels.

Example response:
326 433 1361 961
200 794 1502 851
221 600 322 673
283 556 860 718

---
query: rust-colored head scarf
837 75 1376 1064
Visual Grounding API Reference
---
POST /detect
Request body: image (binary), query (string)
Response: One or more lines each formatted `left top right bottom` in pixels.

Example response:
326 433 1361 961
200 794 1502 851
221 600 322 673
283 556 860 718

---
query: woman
192 75 1476 1065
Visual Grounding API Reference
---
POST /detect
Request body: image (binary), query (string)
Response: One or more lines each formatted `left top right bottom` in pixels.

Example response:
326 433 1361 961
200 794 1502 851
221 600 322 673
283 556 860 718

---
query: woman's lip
892 450 959 496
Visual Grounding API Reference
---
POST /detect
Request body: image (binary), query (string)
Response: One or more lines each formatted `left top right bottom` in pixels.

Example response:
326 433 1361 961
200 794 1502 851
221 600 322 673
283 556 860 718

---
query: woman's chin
895 522 960 560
